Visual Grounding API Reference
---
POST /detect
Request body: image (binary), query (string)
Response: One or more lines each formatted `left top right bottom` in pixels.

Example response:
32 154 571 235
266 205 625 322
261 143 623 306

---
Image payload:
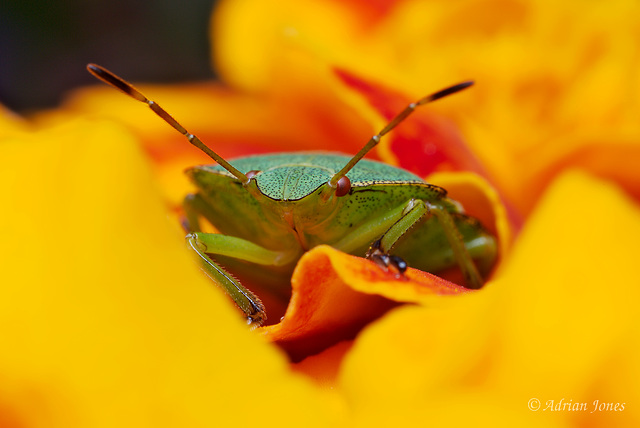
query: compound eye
245 170 261 180
335 175 351 197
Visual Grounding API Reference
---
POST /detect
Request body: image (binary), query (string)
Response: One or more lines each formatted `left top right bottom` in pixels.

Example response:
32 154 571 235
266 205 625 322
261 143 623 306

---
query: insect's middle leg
369 199 484 288
365 199 429 275
332 197 484 288
329 199 426 274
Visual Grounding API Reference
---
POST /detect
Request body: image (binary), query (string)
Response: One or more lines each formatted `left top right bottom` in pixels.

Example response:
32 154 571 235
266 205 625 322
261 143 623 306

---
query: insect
87 63 498 326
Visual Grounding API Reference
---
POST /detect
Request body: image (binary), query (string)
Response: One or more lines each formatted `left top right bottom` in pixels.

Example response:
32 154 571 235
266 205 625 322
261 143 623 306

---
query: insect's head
87 64 472 200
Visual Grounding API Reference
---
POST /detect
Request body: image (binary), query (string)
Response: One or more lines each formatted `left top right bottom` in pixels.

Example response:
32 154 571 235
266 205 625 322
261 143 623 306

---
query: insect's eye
335 176 351 197
245 170 261 180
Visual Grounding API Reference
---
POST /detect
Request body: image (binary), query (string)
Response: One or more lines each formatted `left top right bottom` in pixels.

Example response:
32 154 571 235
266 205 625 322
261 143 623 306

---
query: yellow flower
214 0 640 217
0 119 344 427
341 171 640 426
2 0 639 427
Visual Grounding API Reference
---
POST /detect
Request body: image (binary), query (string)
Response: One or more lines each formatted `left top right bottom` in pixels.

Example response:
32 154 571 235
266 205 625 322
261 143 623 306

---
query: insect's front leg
186 233 265 325
186 232 297 326
183 193 297 326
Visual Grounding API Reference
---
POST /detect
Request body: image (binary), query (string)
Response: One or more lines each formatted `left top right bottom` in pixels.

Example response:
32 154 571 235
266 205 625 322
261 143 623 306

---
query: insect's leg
364 199 430 275
182 193 297 326
186 232 297 327
425 203 484 288
370 199 484 288
188 233 294 266
366 238 408 275
186 233 265 326
331 201 416 254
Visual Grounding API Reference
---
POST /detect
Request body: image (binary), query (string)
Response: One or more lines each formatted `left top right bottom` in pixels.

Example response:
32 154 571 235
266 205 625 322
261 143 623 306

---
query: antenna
86 63 250 184
329 81 474 188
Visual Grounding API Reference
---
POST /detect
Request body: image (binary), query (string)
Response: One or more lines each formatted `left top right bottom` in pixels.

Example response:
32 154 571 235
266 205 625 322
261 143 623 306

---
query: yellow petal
0 119 344 427
490 171 640 412
212 0 640 217
213 0 362 92
339 170 640 426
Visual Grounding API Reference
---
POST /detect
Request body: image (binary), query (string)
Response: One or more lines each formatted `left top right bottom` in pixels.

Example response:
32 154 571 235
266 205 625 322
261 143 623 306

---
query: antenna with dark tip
86 63 250 184
329 81 474 188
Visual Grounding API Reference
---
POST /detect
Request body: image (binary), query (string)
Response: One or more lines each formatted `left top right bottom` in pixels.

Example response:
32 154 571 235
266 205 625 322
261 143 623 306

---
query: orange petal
261 245 470 361
264 169 509 365
325 0 403 27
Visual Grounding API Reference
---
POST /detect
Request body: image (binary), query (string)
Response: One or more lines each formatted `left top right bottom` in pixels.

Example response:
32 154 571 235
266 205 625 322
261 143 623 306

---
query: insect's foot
366 239 408 278
246 311 266 329
388 255 407 274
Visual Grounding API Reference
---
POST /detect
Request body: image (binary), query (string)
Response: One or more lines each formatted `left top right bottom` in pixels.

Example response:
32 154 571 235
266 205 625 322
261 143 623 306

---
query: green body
84 63 496 326
186 152 497 305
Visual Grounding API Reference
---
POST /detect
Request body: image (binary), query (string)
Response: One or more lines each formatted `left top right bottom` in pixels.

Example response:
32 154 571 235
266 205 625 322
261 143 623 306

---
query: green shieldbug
87 63 498 326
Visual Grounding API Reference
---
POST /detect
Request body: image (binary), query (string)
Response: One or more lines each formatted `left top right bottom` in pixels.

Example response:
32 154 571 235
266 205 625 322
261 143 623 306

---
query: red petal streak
334 68 488 177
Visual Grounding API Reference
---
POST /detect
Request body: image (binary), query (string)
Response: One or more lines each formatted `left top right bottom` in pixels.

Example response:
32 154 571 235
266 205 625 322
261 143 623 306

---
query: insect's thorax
252 168 345 250
187 153 446 252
